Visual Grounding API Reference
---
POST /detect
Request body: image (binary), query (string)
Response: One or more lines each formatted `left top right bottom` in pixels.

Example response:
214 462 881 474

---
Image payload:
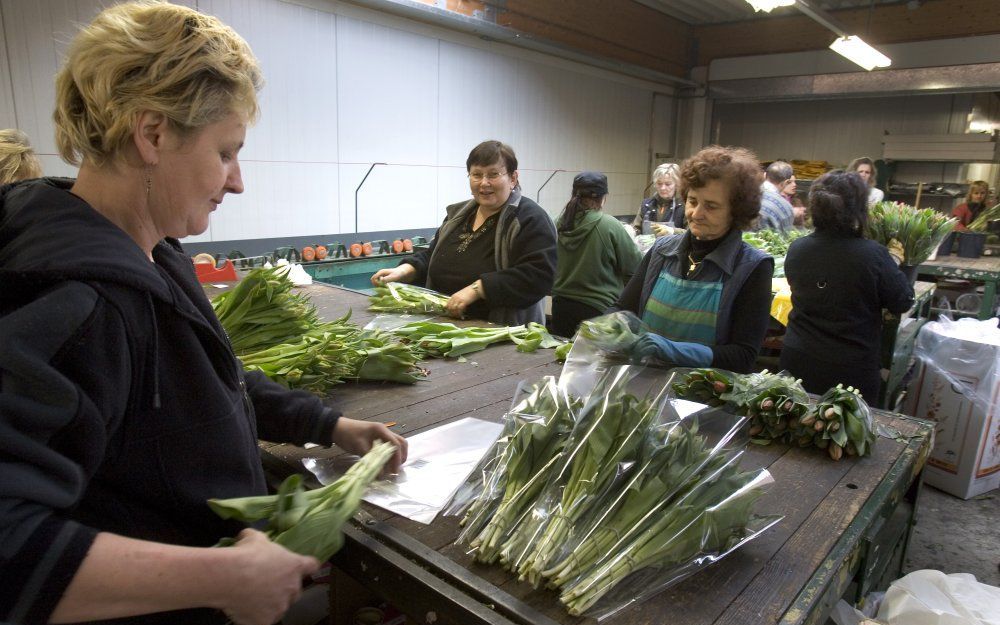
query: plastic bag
363 312 436 332
498 366 674 581
560 460 779 619
913 316 1000 419
447 376 580 548
879 570 1000 625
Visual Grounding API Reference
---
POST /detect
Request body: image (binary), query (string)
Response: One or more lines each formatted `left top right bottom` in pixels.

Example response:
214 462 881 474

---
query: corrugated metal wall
712 92 999 210
0 0 666 245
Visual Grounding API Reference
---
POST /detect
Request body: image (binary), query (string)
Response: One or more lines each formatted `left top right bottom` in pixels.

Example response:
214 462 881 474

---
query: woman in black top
779 170 914 403
371 140 556 325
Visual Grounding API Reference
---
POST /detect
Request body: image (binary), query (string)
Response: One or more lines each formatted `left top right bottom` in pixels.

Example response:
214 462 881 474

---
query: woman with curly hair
613 145 775 373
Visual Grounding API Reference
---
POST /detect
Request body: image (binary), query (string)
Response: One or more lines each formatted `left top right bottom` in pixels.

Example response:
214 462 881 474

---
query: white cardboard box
905 334 1000 499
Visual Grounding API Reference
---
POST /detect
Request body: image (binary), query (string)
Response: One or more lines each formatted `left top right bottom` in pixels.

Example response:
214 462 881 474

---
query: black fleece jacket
0 179 339 624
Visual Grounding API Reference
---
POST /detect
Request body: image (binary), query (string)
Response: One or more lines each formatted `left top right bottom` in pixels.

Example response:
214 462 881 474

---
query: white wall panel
438 40 651 221
210 160 340 241
0 1 107 161
340 163 438 234
0 5 16 129
2 0 665 245
200 0 338 241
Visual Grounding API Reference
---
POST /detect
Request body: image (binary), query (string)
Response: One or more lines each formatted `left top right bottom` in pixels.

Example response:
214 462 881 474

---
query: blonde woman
847 156 884 207
952 180 990 231
633 162 684 236
0 129 42 184
0 3 403 624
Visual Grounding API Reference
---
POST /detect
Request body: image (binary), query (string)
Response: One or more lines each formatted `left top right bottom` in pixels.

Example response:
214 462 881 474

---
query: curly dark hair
678 145 763 231
809 170 869 237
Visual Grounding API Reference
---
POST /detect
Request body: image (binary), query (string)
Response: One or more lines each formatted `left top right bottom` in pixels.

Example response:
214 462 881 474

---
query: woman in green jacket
551 171 642 337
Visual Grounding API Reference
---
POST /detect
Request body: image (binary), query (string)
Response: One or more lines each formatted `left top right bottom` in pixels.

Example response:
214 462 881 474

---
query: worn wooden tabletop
256 283 933 625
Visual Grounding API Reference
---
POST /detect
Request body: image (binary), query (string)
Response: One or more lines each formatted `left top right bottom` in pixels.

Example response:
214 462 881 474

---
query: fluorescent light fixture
829 35 891 71
746 0 796 11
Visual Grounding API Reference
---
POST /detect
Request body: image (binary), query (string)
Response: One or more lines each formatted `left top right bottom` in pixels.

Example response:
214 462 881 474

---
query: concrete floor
905 484 1000 587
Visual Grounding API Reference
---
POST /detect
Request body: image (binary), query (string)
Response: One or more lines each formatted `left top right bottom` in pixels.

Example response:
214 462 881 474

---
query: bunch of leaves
214 269 425 390
741 229 806 257
511 394 655 587
390 320 564 358
212 266 320 354
239 316 426 393
867 201 958 265
719 369 811 445
459 377 579 563
967 202 1000 233
208 441 396 561
499 368 663 586
800 384 877 461
558 453 772 615
672 368 733 407
575 312 641 355
542 415 739 588
368 282 449 314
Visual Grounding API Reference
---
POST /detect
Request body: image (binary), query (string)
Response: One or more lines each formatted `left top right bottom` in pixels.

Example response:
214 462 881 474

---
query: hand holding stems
445 280 484 318
220 529 320 625
331 417 408 473
887 238 905 266
370 264 416 287
650 223 676 238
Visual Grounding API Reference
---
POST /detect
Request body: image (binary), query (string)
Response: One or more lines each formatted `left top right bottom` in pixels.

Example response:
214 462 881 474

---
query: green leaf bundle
867 201 958 266
368 282 449 314
390 321 564 358
213 268 426 391
208 441 396 561
212 266 319 354
460 377 578 563
558 455 769 615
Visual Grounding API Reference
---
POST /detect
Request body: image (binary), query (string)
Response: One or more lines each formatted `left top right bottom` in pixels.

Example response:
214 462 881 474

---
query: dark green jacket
553 211 641 311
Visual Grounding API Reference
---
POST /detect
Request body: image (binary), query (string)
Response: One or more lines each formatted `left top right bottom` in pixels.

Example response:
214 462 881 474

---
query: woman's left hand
330 417 408 473
445 282 482 318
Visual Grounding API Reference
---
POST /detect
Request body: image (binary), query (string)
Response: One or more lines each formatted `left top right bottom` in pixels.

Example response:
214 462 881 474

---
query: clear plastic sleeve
913 316 1000 419
363 312 437 332
367 282 448 314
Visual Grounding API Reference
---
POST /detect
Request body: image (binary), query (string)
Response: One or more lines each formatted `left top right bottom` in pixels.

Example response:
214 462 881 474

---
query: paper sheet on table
303 417 503 525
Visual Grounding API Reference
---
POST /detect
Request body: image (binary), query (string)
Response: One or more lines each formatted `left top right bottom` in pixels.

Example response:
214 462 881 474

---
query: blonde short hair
649 162 679 198
966 180 989 204
54 1 262 167
0 129 42 184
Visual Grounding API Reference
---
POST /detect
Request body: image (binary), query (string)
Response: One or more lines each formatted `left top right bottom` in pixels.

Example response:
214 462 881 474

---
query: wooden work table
257 283 933 625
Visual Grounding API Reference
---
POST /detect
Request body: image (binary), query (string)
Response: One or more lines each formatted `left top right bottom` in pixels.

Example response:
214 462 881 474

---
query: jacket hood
0 177 173 301
559 210 603 251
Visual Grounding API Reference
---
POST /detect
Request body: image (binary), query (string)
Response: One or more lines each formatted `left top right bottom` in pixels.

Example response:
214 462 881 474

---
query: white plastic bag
877 570 1000 625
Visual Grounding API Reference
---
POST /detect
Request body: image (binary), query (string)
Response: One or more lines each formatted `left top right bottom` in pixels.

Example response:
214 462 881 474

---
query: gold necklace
687 253 701 274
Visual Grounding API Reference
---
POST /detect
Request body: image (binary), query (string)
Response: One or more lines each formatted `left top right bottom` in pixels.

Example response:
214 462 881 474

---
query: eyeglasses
468 171 507 182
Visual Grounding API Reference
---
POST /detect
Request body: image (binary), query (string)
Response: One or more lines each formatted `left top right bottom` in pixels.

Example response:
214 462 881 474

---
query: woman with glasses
372 140 556 324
